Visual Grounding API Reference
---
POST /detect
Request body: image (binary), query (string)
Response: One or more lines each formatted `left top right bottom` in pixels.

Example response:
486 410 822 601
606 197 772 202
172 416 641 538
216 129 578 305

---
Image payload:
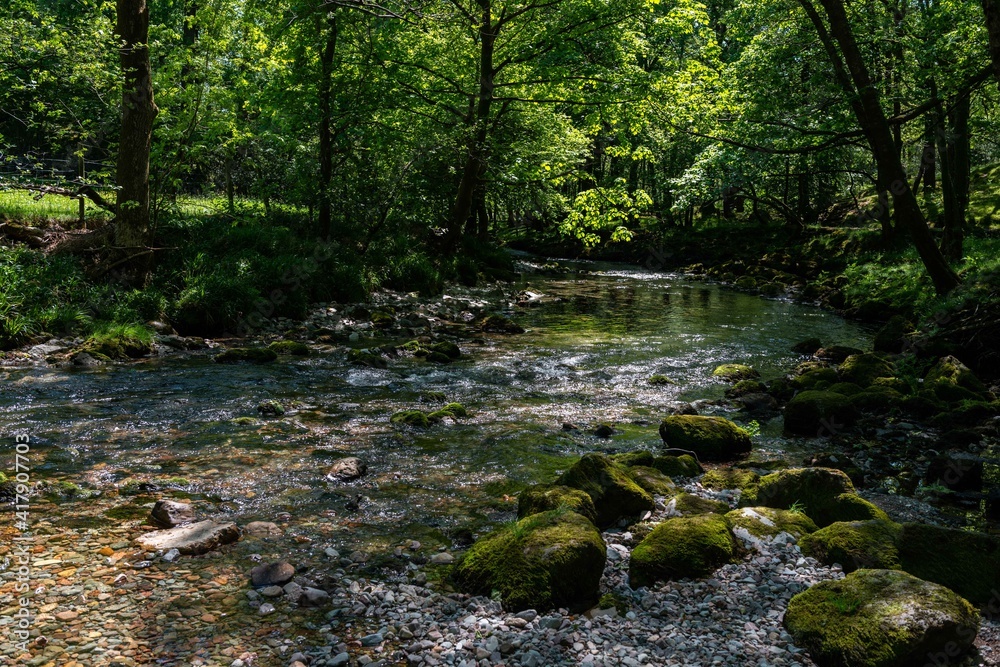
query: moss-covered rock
700 468 760 494
427 402 468 421
838 353 895 388
626 466 676 496
792 338 822 355
347 348 387 369
897 523 1000 604
725 506 818 539
517 485 598 525
256 400 285 417
748 468 885 527
783 391 856 437
672 492 731 516
799 520 902 572
712 364 760 382
268 340 310 356
629 515 738 586
870 376 909 394
214 347 278 364
825 382 864 396
452 510 605 612
429 341 462 359
390 410 430 427
658 415 752 462
925 355 987 395
557 453 654 528
481 315 525 334
648 375 677 386
611 451 655 467
766 377 796 401
371 311 395 329
873 315 914 354
792 367 840 391
816 345 865 363
725 379 767 398
784 569 979 667
848 386 905 414
651 454 703 478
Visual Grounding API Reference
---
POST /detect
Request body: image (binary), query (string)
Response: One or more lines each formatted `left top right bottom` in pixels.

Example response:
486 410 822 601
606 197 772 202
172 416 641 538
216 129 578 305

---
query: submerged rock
629 514 737 586
391 409 430 427
658 415 752 462
243 521 283 538
137 520 241 555
214 347 278 364
557 453 654 528
452 510 605 612
250 561 296 587
784 569 979 667
481 314 525 334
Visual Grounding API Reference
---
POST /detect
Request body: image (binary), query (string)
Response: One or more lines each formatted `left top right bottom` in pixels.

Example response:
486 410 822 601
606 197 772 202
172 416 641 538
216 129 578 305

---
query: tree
115 0 159 280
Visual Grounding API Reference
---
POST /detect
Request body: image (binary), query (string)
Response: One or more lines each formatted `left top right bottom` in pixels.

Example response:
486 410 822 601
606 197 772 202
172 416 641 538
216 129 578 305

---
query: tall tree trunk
447 0 496 251
805 0 960 294
318 13 338 239
984 0 1000 82
939 94 970 261
115 0 158 283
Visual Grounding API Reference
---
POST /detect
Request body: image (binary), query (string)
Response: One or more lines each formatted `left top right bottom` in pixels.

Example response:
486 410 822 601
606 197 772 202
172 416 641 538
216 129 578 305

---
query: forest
3 0 1000 665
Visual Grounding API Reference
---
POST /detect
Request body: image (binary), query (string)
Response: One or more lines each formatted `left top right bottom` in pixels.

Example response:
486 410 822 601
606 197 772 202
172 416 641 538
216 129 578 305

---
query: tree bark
115 0 159 283
318 13 338 239
806 0 960 294
983 0 1000 83
447 0 496 251
939 94 970 261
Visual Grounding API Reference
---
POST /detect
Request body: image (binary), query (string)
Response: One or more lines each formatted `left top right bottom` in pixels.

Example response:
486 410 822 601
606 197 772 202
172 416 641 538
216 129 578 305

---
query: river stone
326 457 367 481
784 569 980 667
150 499 195 527
783 390 857 437
136 520 240 555
658 415 752 462
300 587 331 607
452 510 605 612
243 521 283 538
744 467 888 527
629 514 737 587
838 353 895 388
557 453 654 528
724 506 818 539
924 355 988 403
250 561 296 587
712 364 759 381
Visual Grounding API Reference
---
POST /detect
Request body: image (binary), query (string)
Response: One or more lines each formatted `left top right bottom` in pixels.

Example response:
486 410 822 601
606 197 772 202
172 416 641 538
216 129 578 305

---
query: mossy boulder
873 315 914 354
629 515 738 586
783 391 856 437
826 382 864 396
766 377 796 401
627 466 676 496
816 345 865 363
348 348 387 369
481 315 525 334
214 347 278 364
838 353 895 388
925 355 987 395
390 410 430 427
712 364 760 382
792 367 840 391
427 402 468 421
799 520 902 572
452 510 605 612
871 376 910 394
517 485 598 525
648 375 677 386
672 492 731 516
725 506 818 539
651 454 703 478
792 338 822 355
897 523 1000 604
725 379 767 398
784 569 979 667
748 468 886 527
268 340 310 356
371 311 395 328
611 451 655 467
429 341 462 359
84 329 154 360
658 415 752 462
700 468 760 494
848 386 905 414
557 453 654 528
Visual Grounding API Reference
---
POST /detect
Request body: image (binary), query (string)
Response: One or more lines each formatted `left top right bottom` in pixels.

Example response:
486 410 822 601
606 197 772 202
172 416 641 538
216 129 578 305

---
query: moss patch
799 520 902 572
783 391 857 437
629 514 737 586
700 468 761 494
390 410 430 427
747 468 884 527
838 353 895 388
712 364 760 382
652 454 703 478
672 492 730 516
268 340 311 356
451 510 605 612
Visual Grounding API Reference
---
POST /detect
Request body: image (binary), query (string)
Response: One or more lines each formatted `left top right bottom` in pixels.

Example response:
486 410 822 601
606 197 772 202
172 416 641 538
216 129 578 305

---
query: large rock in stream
784 569 979 667
137 520 241 555
556 453 654 528
658 415 752 462
452 510 605 612
629 514 738 586
742 467 887 527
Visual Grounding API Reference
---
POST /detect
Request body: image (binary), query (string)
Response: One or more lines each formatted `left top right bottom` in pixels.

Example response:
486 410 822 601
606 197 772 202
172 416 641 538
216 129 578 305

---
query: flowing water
0 260 874 553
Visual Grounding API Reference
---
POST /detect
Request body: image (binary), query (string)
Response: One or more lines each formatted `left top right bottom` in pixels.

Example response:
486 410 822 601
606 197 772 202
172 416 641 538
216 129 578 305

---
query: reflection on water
0 262 872 548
